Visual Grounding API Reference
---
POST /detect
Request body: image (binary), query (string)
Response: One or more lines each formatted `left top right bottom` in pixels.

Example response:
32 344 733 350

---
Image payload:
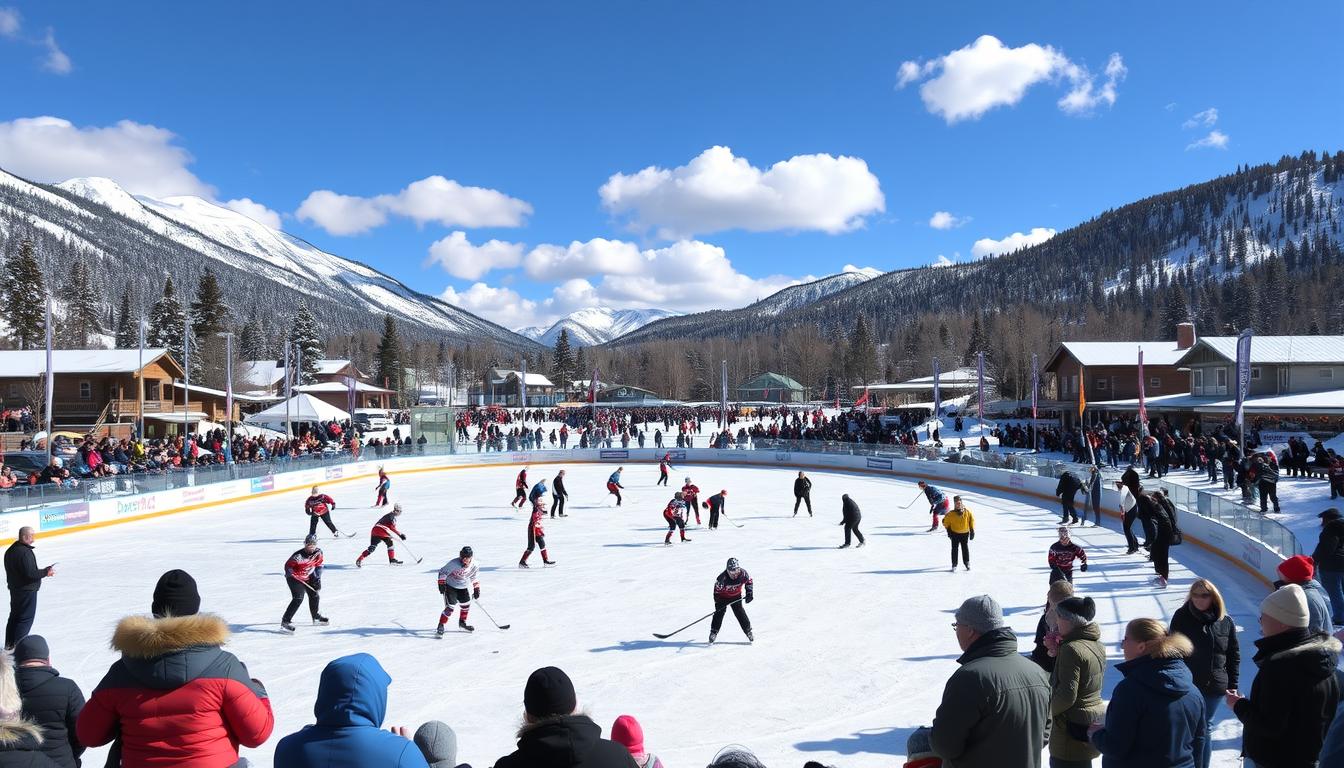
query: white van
353 408 394 431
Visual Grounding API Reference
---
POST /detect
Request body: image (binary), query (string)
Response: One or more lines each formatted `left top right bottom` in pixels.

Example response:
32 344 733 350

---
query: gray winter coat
930 627 1051 768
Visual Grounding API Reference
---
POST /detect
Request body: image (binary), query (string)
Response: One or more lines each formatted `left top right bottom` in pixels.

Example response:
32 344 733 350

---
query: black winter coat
1313 519 1344 572
1169 604 1239 695
14 667 82 768
1029 611 1056 674
0 721 57 767
841 496 861 523
1055 472 1081 498
493 715 637 768
1233 629 1341 767
794 477 812 497
3 543 43 593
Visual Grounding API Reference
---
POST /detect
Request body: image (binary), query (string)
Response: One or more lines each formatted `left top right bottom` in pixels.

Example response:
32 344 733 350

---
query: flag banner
346 375 357 416
854 387 870 408
1137 348 1148 436
1030 353 1038 421
976 352 985 422
588 368 599 403
932 358 941 416
520 359 528 409
1234 329 1252 437
1078 365 1086 419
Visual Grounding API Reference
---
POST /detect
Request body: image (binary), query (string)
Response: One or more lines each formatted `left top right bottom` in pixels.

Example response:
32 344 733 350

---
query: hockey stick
653 599 742 639
721 512 744 529
397 539 424 564
474 600 510 630
899 492 924 509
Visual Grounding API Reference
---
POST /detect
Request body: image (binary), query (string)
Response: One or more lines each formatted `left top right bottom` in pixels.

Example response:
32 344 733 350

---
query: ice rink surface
31 461 1264 767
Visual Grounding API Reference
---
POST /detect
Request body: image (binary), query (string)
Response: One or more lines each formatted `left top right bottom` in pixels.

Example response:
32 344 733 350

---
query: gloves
970 530 975 540
309 578 321 592
745 593 753 604
473 586 480 599
438 582 447 594
399 533 407 541
1080 562 1088 572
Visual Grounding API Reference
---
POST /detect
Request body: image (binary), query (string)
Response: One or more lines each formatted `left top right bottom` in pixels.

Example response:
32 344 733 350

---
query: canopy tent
244 393 349 425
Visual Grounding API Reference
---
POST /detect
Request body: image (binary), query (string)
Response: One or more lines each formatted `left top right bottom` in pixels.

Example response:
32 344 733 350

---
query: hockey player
681 477 702 525
374 467 391 507
839 494 865 549
304 486 340 538
706 489 727 530
1047 526 1088 583
550 469 569 518
917 481 951 532
356 503 406 567
657 453 671 486
793 471 813 517
709 557 753 644
512 467 529 508
281 534 328 632
528 477 549 506
607 467 625 506
519 498 555 567
663 491 691 545
436 545 480 635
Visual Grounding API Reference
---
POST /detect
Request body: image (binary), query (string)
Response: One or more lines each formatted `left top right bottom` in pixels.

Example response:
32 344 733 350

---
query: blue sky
2 2 1341 329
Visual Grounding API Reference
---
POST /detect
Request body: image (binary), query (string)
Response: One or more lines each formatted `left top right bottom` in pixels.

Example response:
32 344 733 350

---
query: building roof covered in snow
1177 335 1344 366
488 368 554 388
1045 341 1190 370
0 348 173 377
738 372 805 391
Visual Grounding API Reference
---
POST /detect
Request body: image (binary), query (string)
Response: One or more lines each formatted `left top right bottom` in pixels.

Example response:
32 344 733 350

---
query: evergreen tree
551 328 574 394
239 319 265 360
148 276 187 365
1159 284 1190 338
846 313 877 386
114 288 136 348
289 301 323 384
1232 275 1260 332
962 315 986 366
4 240 47 350
374 315 403 402
191 269 229 339
61 260 101 347
574 345 589 381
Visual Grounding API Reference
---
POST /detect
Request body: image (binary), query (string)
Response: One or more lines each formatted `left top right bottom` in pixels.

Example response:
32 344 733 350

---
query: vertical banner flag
43 294 54 464
720 359 728 426
588 367 599 403
976 351 985 423
854 386 870 407
1137 348 1148 436
1078 365 1086 419
1234 329 1252 445
1030 353 1039 421
519 358 527 410
932 357 941 416
345 375 357 416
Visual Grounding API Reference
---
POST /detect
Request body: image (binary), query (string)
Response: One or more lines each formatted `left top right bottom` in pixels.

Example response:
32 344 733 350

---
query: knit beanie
611 714 646 760
12 635 48 664
151 569 201 618
523 666 577 718
1277 554 1315 584
954 594 1004 633
1261 584 1310 629
1055 596 1097 624
412 721 458 768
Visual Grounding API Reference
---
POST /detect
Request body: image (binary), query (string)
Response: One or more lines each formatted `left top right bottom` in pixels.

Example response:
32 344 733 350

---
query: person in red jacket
304 485 340 538
282 535 328 632
356 504 406 567
657 454 670 486
76 569 274 767
512 468 528 508
681 477 702 525
519 498 554 568
663 492 691 545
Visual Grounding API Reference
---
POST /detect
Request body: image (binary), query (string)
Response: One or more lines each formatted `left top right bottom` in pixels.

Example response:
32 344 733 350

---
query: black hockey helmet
726 557 740 571
460 546 473 559
304 534 318 546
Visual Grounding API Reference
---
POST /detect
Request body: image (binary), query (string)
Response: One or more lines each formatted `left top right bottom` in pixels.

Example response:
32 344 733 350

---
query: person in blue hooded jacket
1090 618 1205 768
274 653 429 768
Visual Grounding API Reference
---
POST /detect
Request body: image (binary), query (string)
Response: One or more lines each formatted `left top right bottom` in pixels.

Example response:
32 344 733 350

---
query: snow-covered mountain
0 170 539 350
519 307 681 347
750 267 883 317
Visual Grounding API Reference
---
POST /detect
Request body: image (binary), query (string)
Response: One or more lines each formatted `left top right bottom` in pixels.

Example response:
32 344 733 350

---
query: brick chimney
1176 322 1197 350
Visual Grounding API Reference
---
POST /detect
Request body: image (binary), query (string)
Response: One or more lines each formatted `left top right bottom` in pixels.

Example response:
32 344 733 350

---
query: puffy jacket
930 627 1051 768
1298 579 1335 636
493 714 637 768
1049 622 1105 762
1233 629 1341 767
1168 604 1239 695
1055 472 1081 498
794 476 812 496
76 614 274 768
0 721 57 767
15 665 83 768
841 496 861 523
1091 654 1205 768
1313 518 1344 572
273 652 428 767
944 506 974 535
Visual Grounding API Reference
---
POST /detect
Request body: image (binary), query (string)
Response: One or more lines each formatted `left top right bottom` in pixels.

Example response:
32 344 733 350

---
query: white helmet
684 477 691 484
392 503 403 515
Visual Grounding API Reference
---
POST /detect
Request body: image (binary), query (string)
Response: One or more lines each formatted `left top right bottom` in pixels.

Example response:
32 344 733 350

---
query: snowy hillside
0 169 539 350
518 307 681 346
750 266 883 317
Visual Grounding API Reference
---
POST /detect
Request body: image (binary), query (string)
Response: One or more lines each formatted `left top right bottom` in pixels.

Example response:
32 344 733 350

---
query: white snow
519 307 682 347
35 461 1261 767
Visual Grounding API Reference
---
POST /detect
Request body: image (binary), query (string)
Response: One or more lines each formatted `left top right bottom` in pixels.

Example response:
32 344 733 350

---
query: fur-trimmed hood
112 614 229 659
0 718 44 748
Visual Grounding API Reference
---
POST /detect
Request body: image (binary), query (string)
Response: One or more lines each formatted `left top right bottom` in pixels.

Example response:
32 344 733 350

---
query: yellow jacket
944 506 975 534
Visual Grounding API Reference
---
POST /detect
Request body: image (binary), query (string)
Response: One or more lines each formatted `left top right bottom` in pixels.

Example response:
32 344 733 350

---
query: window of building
1192 370 1204 392
1250 366 1261 380
1322 369 1336 379
145 381 160 401
1216 368 1227 387
1095 378 1107 391
6 383 18 398
1150 377 1161 388
79 380 92 400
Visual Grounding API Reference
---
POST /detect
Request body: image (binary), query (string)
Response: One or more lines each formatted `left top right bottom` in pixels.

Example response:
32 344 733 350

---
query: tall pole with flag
43 293 54 467
1030 352 1039 451
345 374 357 418
1137 347 1148 438
720 359 728 430
519 358 528 410
137 311 146 441
1079 364 1094 464
976 351 985 428
222 331 234 463
932 357 942 417
181 296 190 438
1234 329 1253 457
283 341 292 441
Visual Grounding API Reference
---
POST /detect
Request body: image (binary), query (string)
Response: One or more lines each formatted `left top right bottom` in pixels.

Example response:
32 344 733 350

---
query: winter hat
412 720 458 768
1260 584 1310 629
611 714 646 760
1277 554 1316 584
12 635 49 664
1055 596 1097 625
523 666 577 718
151 569 201 618
707 746 768 768
1320 508 1342 522
954 594 1004 633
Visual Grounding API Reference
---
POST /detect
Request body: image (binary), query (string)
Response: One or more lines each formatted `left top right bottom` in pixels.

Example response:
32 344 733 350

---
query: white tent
244 393 349 425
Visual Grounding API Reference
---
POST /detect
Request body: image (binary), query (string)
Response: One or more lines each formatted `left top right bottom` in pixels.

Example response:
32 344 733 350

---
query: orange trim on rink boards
0 457 1278 585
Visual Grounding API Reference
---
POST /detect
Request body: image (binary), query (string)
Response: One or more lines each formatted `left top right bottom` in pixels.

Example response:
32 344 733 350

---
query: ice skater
519 497 555 567
663 491 691 545
356 503 406 567
304 486 340 538
706 489 727 530
793 471 813 517
657 453 671 486
1047 526 1087 583
918 481 951 532
528 477 549 507
607 468 625 506
550 469 569 518
681 477 702 525
374 467 391 507
436 546 480 635
512 467 529 508
839 494 865 548
281 534 327 632
709 557 753 644
944 495 974 570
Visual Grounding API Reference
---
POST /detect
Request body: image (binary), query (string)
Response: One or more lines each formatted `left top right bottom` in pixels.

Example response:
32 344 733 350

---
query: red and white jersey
436 557 480 590
663 499 687 520
305 494 335 516
284 547 324 582
681 483 700 502
529 504 546 536
659 459 669 474
516 470 528 489
371 512 402 538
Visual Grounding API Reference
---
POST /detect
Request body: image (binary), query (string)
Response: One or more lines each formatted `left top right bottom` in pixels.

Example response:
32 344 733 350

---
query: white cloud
41 28 70 74
971 227 1056 258
1186 130 1229 151
929 210 970 229
897 35 1124 123
932 254 955 267
0 7 20 37
523 238 644 281
222 197 282 229
297 175 531 236
439 282 538 327
0 116 215 198
1182 108 1218 129
426 231 525 280
599 145 885 239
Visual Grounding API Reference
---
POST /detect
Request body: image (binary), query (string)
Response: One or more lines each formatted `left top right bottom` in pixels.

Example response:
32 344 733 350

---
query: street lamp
217 331 235 464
